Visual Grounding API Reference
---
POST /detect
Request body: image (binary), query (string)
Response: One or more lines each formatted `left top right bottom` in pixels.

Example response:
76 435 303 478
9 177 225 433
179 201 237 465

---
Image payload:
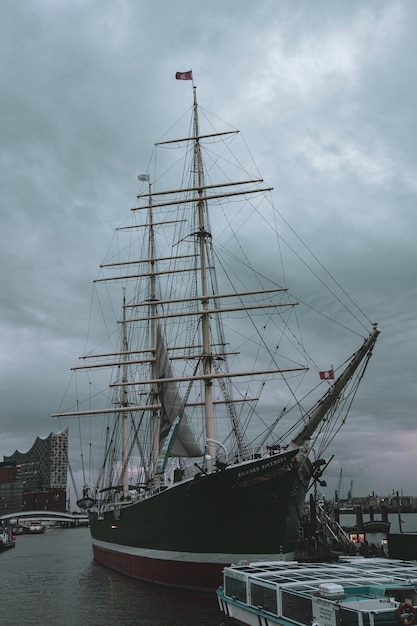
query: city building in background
0 428 68 515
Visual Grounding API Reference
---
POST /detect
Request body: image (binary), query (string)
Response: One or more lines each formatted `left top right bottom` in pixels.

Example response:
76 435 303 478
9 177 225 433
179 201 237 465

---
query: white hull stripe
91 538 292 564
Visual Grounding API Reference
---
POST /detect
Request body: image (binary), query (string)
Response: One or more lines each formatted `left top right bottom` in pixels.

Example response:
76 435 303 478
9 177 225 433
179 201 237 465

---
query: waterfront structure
0 428 68 515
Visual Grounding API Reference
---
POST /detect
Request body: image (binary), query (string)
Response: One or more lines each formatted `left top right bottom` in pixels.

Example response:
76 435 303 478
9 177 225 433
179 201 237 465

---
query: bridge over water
0 510 88 524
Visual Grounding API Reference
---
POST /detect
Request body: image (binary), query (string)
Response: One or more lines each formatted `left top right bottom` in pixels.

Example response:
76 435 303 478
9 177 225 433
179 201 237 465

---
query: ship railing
223 445 290 466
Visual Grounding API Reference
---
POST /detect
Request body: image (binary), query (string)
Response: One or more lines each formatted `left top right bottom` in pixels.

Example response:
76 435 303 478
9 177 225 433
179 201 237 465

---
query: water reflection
0 528 223 625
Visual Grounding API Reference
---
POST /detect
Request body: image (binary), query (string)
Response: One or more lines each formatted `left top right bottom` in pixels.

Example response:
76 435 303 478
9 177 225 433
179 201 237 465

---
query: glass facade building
0 429 68 515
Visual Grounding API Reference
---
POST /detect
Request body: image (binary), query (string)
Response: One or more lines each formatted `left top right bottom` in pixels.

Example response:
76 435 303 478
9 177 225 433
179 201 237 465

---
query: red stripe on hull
92 544 224 591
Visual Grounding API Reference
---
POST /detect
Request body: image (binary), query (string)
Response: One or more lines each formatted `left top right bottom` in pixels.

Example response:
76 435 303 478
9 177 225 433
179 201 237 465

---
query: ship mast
145 175 161 475
192 87 216 464
121 288 129 499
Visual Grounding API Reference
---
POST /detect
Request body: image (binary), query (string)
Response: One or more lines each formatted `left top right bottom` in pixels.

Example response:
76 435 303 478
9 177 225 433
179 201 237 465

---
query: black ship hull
89 449 311 590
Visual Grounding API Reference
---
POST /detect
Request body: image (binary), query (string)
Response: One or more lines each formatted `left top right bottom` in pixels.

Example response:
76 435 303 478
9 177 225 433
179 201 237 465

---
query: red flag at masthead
175 70 193 80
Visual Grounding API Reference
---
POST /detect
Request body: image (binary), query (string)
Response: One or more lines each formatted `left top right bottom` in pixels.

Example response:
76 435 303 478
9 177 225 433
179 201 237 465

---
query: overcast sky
0 0 416 503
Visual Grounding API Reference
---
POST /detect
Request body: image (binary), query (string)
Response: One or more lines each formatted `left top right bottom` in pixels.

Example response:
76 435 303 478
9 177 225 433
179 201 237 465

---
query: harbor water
3 514 417 625
0 527 223 626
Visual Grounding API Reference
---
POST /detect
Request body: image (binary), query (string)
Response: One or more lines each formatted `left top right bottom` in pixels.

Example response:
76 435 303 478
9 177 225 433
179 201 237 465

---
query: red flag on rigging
319 369 335 380
175 70 193 80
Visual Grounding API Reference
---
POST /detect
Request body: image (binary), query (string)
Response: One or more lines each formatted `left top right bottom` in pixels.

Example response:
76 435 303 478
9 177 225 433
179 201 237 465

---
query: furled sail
156 326 203 458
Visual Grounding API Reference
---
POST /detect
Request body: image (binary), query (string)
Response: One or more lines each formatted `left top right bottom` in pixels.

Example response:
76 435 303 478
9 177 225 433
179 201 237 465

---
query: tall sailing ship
55 76 380 591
